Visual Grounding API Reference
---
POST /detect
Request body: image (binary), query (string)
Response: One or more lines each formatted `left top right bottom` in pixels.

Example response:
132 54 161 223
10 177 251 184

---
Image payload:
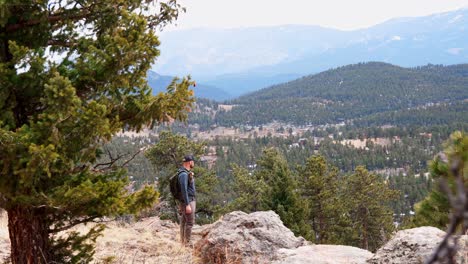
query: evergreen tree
298 155 347 244
410 190 449 229
0 1 192 262
343 166 399 252
426 131 468 262
256 148 312 240
227 164 268 213
409 131 467 231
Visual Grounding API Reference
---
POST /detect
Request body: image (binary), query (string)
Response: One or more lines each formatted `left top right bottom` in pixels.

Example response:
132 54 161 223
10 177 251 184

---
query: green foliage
258 148 312 240
343 166 400 252
191 166 219 224
387 172 431 218
227 148 313 240
409 131 467 230
208 124 448 220
410 190 449 228
354 102 468 127
0 1 193 262
226 164 268 213
96 136 158 188
298 155 347 244
226 149 400 250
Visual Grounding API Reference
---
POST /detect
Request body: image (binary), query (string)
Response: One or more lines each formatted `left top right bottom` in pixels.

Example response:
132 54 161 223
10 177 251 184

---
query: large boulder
368 226 467 264
273 245 373 264
195 210 307 263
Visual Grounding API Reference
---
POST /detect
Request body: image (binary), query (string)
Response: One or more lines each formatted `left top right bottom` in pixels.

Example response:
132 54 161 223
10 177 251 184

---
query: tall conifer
0 1 192 262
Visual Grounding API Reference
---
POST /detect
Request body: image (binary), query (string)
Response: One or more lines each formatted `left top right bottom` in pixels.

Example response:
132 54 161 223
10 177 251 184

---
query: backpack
169 170 187 201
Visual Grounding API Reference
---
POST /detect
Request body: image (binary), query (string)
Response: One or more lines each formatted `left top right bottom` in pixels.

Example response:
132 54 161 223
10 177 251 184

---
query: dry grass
0 212 202 264
82 217 200 264
195 244 243 264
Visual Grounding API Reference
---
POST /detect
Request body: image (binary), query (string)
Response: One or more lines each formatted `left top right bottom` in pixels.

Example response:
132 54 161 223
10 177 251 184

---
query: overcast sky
165 0 468 31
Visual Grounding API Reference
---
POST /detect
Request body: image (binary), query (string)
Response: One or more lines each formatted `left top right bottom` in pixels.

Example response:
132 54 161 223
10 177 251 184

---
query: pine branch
93 147 126 170
47 39 76 47
5 8 93 33
49 216 101 233
93 148 143 171
121 149 143 168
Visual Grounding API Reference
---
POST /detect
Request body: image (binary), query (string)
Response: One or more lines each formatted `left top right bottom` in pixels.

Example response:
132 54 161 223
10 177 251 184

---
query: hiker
178 155 196 246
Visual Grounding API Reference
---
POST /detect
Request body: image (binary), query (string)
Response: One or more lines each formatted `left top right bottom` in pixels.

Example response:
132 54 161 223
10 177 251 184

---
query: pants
179 200 196 244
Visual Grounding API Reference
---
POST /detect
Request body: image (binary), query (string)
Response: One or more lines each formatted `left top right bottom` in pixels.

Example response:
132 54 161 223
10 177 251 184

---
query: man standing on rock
178 155 196 246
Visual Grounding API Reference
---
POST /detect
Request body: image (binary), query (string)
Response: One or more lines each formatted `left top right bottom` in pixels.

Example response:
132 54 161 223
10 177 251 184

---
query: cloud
446 48 463 54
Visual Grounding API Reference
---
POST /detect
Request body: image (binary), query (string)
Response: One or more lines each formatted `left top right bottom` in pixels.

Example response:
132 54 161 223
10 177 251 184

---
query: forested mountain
215 62 468 126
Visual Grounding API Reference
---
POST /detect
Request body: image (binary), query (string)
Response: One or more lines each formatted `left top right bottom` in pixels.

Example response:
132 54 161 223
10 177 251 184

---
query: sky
166 0 468 31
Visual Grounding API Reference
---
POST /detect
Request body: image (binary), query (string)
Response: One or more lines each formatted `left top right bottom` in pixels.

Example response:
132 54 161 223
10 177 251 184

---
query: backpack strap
177 168 191 183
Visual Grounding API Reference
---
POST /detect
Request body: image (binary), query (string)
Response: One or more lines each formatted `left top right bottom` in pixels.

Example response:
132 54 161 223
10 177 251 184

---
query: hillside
147 71 231 101
214 62 468 126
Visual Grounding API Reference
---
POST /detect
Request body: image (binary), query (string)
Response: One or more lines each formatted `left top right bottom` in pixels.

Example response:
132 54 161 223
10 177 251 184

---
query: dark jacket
178 167 196 205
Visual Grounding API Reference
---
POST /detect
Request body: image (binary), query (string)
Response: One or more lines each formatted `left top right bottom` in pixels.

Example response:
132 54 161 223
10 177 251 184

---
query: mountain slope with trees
147 71 231 101
215 62 468 126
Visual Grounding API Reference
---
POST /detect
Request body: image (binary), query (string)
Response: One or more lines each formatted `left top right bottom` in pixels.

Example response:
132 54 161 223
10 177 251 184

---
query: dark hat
183 155 195 162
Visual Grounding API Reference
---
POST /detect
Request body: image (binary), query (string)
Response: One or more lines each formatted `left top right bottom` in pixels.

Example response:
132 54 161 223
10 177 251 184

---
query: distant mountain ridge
154 8 468 97
146 71 231 101
213 62 468 126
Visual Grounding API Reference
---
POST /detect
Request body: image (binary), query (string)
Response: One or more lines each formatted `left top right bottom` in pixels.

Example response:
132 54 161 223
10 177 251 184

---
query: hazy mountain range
151 8 468 99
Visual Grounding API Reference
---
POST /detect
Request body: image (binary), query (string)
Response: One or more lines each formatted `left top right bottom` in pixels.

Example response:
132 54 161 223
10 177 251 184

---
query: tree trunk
7 205 51 264
362 216 369 250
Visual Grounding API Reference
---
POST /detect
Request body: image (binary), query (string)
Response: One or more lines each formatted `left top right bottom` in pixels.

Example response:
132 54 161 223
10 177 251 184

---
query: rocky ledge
196 211 467 264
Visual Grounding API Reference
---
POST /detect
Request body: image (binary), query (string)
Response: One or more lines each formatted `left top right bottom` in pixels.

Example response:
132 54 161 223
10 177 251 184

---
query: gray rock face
273 245 373 264
367 226 467 264
195 210 307 263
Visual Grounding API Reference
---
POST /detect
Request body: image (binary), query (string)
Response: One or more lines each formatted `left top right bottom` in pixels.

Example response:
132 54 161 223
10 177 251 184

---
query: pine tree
424 131 468 262
410 190 449 228
410 131 467 231
227 164 268 213
0 1 192 262
298 155 348 244
256 148 313 240
343 166 399 252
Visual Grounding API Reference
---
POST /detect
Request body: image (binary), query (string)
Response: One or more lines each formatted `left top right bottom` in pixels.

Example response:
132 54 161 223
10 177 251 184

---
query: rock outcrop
195 210 375 264
195 210 307 263
368 226 467 264
273 245 373 264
